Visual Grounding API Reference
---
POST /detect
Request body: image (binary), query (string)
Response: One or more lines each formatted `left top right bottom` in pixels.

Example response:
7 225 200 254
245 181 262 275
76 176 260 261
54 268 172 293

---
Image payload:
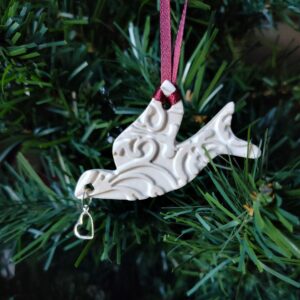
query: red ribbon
153 87 181 106
154 0 188 106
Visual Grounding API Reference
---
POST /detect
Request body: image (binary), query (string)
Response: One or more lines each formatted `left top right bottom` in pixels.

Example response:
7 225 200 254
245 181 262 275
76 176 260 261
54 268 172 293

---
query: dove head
74 169 114 199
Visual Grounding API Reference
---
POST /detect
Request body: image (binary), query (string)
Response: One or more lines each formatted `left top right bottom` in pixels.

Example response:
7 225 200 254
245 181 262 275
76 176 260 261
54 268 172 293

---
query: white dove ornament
75 80 261 201
73 0 260 240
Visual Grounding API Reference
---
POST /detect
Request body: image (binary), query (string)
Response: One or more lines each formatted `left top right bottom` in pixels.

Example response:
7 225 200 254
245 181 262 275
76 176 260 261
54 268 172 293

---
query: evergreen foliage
0 0 300 299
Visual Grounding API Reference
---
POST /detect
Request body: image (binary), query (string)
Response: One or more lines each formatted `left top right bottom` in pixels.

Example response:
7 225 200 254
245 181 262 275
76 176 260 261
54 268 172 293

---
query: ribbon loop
160 0 188 85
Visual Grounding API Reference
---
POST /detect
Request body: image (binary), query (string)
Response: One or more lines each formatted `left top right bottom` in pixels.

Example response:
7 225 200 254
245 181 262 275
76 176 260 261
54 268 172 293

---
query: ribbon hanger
154 0 188 106
160 0 188 84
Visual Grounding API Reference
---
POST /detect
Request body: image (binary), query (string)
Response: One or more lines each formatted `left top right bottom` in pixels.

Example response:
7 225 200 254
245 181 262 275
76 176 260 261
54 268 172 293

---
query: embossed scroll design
74 81 261 201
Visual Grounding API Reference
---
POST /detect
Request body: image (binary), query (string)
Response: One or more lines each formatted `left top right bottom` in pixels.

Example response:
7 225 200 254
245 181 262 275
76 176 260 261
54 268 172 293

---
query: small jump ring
81 188 92 208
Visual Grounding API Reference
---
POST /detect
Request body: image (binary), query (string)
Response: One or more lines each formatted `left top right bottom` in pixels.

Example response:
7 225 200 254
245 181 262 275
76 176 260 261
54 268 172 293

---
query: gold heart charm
74 206 94 240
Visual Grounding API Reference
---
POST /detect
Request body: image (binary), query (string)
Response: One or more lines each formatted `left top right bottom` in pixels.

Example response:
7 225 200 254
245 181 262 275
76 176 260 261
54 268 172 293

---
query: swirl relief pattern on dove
74 81 261 201
110 99 184 199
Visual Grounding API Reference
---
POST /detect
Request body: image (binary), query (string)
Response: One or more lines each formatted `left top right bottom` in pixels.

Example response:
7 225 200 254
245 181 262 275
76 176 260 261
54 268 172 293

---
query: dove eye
84 183 94 191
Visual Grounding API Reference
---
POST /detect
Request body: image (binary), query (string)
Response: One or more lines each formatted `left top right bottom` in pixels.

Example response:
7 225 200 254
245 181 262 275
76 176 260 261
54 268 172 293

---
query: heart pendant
74 208 94 240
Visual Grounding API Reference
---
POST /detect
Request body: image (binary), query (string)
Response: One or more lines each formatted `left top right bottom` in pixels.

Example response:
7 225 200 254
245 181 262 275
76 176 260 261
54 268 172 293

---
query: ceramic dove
74 80 261 200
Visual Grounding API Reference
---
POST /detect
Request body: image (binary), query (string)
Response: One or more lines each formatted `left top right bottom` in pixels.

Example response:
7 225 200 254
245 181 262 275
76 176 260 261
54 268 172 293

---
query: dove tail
205 102 261 159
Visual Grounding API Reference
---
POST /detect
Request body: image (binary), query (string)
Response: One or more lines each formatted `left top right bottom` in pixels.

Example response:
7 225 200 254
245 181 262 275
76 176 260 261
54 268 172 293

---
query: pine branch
0 0 300 298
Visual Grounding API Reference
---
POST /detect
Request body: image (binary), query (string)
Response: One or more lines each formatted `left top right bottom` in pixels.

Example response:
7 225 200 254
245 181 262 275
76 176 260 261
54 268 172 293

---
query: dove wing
112 98 184 169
